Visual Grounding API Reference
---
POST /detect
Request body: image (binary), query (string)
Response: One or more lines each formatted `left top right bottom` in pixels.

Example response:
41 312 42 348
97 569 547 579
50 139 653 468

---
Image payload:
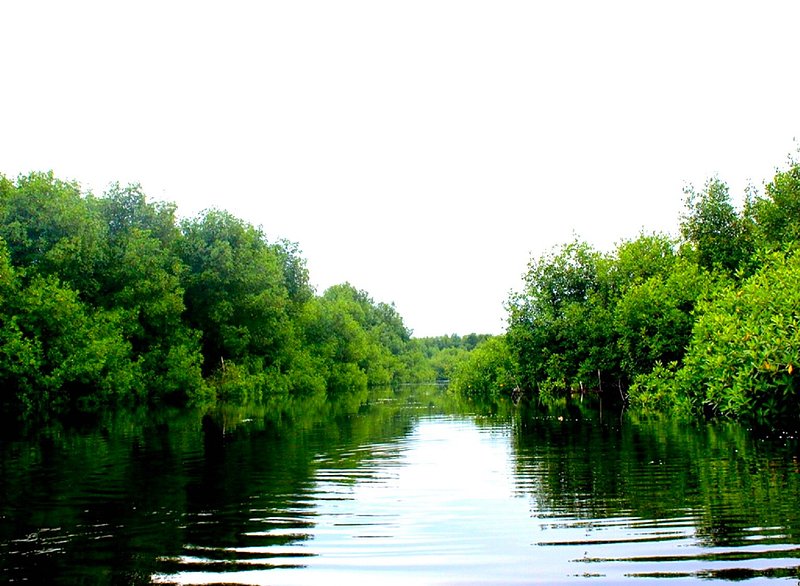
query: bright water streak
148 410 800 585
154 417 537 585
3 389 800 584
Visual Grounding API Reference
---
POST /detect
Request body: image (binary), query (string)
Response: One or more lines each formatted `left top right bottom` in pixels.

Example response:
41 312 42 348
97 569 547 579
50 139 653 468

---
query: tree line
0 171 468 416
452 157 800 425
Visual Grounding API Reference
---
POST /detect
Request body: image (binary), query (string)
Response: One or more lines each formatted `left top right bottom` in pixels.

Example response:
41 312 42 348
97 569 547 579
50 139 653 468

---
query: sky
2 1 799 337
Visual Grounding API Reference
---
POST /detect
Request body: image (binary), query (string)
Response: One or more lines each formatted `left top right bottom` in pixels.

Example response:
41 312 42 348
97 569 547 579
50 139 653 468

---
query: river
1 385 799 584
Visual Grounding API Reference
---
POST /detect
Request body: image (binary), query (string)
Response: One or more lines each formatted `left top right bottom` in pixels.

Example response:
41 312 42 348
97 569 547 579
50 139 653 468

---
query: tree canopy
0 171 436 417
454 157 800 426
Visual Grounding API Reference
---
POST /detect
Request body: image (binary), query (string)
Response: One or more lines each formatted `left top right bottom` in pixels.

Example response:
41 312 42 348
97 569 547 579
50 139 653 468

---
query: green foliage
273 238 313 307
627 361 693 416
410 333 491 381
13 154 800 428
519 239 604 314
501 157 800 427
393 340 436 383
97 182 179 247
624 161 800 424
427 347 470 380
417 333 492 353
208 360 288 401
283 346 328 395
99 226 205 399
507 239 619 395
440 156 800 428
614 258 716 378
0 171 440 417
674 250 800 424
300 283 418 391
749 160 800 249
609 233 677 291
450 336 516 398
0 171 107 297
680 178 753 275
179 210 293 372
0 174 211 408
0 242 140 413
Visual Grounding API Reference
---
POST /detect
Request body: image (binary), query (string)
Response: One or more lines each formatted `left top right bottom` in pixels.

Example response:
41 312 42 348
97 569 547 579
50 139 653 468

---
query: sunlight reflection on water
150 414 800 585
4 392 800 585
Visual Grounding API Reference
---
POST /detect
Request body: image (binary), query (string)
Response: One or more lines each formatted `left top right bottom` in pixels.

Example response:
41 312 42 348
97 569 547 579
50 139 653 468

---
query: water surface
1 387 799 584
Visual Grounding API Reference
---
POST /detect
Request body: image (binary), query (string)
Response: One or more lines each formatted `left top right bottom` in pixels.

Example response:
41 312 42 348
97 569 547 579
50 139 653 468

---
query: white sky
2 1 799 337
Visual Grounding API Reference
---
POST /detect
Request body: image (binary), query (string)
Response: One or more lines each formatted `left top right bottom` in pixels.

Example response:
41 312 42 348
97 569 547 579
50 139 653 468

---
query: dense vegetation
6 157 800 427
0 171 455 416
414 333 492 381
452 158 800 426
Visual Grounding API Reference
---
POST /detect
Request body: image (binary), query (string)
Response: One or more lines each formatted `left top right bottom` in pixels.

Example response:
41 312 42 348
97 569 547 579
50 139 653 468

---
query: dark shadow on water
1 385 800 584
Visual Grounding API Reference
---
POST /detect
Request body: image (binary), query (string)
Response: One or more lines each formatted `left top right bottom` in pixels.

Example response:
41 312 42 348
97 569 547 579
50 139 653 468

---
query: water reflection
511 407 800 582
1 387 799 584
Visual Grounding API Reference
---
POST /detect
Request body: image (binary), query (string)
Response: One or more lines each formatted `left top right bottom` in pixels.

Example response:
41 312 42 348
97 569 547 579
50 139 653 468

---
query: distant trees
413 333 493 382
0 171 434 416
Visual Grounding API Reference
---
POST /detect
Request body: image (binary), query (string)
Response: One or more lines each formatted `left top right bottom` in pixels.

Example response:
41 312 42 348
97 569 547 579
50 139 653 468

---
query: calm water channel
2 385 800 585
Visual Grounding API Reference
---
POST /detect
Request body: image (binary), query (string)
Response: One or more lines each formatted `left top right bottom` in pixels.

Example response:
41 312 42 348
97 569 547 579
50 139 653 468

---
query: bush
672 250 800 423
628 361 692 416
450 336 516 398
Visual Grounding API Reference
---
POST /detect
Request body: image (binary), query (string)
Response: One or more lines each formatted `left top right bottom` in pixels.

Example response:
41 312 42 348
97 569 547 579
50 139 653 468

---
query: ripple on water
4 395 800 585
